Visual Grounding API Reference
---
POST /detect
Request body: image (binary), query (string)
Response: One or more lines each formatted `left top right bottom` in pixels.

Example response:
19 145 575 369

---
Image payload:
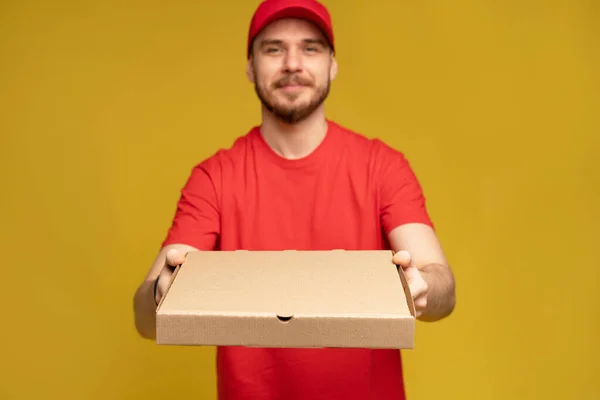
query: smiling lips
280 84 306 90
275 75 312 89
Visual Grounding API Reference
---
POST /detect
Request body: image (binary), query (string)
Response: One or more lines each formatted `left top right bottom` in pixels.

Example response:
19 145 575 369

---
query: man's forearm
418 263 456 322
133 279 158 340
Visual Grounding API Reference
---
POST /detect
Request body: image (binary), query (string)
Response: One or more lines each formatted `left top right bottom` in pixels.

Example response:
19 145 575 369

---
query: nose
283 47 302 73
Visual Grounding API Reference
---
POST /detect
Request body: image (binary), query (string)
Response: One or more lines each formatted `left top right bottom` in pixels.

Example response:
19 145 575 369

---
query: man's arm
133 243 199 340
373 139 455 322
388 222 456 322
133 160 221 340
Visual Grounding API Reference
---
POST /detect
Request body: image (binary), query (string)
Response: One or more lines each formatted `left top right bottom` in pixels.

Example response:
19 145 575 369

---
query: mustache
273 74 313 88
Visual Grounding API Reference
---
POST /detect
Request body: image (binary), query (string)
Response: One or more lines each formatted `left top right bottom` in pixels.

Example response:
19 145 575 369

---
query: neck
259 105 328 160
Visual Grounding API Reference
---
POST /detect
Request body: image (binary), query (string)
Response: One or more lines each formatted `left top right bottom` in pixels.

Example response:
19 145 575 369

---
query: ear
329 56 338 81
246 58 256 84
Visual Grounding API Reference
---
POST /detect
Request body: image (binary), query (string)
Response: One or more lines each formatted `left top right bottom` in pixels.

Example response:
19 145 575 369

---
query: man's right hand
154 249 187 305
134 243 198 339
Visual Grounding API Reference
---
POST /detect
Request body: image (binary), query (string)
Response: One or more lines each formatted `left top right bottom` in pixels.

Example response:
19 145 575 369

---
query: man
133 0 456 399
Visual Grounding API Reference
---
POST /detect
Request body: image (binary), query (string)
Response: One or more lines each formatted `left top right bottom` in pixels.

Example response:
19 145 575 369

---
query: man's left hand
393 250 428 317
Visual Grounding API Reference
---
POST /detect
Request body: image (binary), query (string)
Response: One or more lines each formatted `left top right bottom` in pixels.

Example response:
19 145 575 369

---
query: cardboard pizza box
155 250 415 349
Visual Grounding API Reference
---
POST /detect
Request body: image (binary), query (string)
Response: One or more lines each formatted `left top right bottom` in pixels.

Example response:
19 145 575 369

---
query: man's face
248 18 337 124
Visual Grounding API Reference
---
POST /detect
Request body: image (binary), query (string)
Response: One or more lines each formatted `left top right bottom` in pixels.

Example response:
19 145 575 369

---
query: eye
266 47 280 54
304 44 323 54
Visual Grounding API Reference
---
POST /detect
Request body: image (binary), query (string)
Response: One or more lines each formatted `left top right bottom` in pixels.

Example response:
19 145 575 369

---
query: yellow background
1 0 598 399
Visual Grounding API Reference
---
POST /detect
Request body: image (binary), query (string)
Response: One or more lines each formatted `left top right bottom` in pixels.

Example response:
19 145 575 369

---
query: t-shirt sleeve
161 160 221 250
377 141 434 235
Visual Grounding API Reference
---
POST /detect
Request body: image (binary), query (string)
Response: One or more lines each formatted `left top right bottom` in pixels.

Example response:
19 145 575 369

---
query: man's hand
393 250 428 318
154 249 187 305
134 243 198 339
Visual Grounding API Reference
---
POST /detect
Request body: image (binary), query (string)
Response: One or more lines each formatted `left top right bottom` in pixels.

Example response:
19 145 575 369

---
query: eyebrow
259 39 284 48
303 39 327 47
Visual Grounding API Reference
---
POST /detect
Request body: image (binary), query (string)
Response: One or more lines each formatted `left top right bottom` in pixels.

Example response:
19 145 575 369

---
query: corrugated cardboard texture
156 250 415 349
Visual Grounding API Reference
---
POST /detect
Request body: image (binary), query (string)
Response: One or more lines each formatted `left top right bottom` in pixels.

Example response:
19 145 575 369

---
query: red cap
247 0 334 58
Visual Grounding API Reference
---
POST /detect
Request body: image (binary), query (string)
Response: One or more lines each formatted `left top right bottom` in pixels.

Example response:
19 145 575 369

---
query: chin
279 93 312 104
279 101 311 114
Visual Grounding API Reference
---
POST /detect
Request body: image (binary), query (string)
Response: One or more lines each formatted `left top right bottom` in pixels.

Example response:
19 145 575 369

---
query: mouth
274 76 311 90
279 84 306 90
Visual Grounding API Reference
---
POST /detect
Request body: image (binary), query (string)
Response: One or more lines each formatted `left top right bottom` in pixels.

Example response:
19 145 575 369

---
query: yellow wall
1 0 598 399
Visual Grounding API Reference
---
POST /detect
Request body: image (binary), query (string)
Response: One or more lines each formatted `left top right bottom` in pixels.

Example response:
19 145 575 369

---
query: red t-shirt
163 120 433 400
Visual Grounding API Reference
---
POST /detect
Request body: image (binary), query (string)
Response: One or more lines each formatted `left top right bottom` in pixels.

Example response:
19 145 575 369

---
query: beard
254 73 330 124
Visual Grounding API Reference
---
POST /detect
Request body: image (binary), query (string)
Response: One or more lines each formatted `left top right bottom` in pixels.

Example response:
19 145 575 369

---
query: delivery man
133 0 456 399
